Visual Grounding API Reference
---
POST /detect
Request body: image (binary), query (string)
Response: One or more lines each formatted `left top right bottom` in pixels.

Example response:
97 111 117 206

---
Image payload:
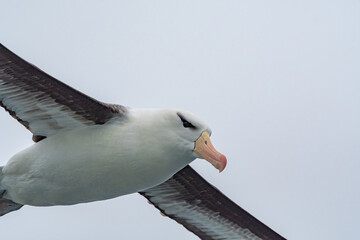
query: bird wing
140 166 286 240
0 44 127 142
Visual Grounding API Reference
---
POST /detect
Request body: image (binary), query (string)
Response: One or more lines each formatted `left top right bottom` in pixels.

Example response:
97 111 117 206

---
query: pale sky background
0 1 359 239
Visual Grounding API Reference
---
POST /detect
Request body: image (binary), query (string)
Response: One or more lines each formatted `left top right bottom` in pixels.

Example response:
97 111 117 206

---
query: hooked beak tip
218 154 227 173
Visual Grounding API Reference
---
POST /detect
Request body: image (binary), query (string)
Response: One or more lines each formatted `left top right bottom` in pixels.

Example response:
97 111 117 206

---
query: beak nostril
205 141 208 145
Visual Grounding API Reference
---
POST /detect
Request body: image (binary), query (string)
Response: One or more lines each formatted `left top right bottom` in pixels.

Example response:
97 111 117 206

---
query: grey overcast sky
0 1 359 239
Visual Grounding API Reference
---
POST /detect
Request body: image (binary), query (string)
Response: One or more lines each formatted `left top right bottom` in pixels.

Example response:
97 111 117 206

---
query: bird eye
182 120 195 128
177 113 197 129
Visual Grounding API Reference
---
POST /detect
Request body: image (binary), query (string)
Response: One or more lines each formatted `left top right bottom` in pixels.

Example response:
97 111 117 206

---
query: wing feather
0 44 127 141
140 166 286 240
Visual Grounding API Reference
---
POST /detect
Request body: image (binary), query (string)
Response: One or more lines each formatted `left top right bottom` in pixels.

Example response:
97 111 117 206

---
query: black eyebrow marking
177 113 197 129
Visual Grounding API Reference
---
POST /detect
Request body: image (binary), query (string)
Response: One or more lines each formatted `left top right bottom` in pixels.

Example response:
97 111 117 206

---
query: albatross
0 44 285 240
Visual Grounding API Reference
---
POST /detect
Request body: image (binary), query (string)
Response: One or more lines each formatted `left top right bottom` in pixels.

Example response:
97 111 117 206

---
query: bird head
160 109 227 172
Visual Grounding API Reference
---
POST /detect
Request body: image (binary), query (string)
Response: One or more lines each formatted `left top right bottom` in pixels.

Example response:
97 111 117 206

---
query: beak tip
218 154 227 173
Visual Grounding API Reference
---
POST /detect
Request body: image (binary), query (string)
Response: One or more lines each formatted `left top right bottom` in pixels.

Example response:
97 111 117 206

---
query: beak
194 131 227 172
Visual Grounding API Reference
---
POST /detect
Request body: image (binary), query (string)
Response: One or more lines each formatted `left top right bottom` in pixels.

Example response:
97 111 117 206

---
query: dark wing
140 166 286 240
0 44 127 142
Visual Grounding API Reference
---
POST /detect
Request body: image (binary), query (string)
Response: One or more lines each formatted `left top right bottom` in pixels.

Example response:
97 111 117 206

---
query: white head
130 109 227 172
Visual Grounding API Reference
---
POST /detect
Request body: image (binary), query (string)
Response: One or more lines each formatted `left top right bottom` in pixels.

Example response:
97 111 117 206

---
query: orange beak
194 131 227 172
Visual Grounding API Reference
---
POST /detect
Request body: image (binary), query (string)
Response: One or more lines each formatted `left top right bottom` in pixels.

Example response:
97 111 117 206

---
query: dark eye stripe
177 113 197 129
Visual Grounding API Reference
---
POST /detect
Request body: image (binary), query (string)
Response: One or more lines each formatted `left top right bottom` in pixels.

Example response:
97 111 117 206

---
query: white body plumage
1 109 205 206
